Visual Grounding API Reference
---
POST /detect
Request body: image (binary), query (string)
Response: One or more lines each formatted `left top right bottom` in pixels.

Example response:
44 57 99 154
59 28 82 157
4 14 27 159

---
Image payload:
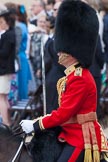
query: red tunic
41 67 101 150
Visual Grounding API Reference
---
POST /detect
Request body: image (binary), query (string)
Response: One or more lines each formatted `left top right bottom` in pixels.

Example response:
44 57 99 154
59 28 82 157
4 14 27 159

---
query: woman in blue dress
16 4 31 100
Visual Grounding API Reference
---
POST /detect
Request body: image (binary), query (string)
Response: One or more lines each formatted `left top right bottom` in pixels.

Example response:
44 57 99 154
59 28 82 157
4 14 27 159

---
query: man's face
37 16 47 30
58 53 69 66
30 0 43 16
58 52 77 67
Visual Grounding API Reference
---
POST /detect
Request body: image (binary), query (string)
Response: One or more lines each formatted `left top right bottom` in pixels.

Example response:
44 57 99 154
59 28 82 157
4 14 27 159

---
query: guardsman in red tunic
20 0 108 161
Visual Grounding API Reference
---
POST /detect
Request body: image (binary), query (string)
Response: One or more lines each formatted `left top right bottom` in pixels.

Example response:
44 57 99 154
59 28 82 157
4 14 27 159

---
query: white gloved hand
20 120 34 134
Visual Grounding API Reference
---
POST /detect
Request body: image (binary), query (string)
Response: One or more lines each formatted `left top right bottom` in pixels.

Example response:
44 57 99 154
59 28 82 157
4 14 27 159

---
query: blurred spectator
30 0 46 26
15 4 31 100
37 14 48 33
30 0 62 113
55 0 62 3
30 14 48 89
44 37 65 113
0 5 16 126
53 1 61 17
103 3 108 63
5 2 22 106
5 2 22 55
44 0 65 113
102 1 108 98
44 1 61 35
89 37 104 119
82 0 104 51
46 0 55 16
46 15 55 34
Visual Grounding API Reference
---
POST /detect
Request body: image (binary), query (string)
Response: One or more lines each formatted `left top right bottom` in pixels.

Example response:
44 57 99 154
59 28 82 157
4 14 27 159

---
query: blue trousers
57 143 84 162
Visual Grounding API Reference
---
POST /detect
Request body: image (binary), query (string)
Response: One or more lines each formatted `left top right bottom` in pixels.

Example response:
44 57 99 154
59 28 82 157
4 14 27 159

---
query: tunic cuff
33 120 41 133
33 117 45 133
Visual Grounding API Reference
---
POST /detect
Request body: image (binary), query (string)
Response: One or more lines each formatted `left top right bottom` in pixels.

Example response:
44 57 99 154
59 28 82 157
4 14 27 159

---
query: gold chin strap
61 53 69 57
58 52 69 57
58 53 69 64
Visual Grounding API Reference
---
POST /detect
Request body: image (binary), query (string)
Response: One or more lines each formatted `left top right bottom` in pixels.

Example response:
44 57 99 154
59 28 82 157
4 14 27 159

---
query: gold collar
64 62 79 76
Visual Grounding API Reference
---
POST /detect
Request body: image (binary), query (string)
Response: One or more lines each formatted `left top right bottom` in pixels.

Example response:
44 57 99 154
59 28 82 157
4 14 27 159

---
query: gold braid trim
82 122 100 162
89 122 100 162
82 123 92 162
39 117 45 130
56 76 67 106
100 127 108 152
77 113 100 162
36 114 51 130
33 116 45 130
84 147 92 162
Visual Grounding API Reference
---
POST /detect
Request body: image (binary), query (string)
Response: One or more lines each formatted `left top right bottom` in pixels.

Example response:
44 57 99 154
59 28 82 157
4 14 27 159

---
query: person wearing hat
0 6 16 126
20 0 108 161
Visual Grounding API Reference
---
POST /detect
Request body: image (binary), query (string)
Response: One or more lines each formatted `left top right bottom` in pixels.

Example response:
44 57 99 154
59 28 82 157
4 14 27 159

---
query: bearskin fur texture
54 0 99 68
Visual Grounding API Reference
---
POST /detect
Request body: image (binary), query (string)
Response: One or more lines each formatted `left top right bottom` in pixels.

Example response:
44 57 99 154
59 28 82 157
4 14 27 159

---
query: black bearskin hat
54 0 99 68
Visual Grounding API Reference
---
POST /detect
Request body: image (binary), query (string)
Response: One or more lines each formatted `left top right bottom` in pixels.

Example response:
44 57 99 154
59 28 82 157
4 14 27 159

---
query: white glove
20 120 34 134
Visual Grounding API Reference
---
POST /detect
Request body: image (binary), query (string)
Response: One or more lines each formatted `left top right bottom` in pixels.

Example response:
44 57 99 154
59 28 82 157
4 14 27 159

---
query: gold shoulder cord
57 76 67 106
